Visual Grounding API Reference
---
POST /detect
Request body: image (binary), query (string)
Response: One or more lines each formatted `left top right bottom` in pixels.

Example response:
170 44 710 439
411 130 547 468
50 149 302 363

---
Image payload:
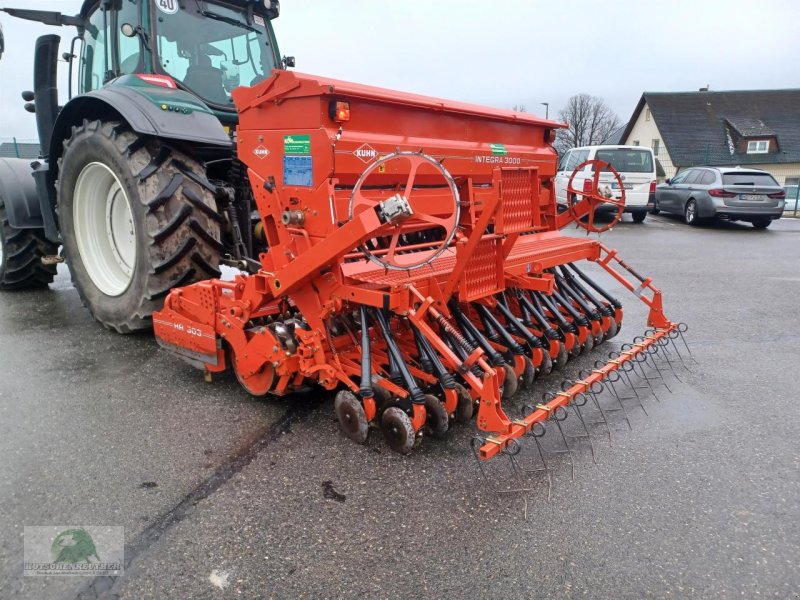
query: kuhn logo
253 145 270 159
354 144 378 163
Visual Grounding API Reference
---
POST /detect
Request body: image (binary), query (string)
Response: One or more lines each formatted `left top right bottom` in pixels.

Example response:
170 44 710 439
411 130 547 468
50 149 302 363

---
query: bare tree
554 94 621 153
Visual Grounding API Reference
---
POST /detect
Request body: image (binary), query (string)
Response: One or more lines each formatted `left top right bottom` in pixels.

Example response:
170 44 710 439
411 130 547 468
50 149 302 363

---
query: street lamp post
541 102 549 119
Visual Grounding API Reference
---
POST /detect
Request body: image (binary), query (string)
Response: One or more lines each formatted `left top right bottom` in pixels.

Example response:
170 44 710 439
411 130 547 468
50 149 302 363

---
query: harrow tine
470 437 533 496
562 390 597 464
596 381 631 430
667 332 692 371
588 364 632 430
567 375 613 447
675 323 697 364
603 362 647 418
646 331 684 383
519 422 553 500
620 346 661 402
634 337 672 394
611 350 655 407
523 400 576 481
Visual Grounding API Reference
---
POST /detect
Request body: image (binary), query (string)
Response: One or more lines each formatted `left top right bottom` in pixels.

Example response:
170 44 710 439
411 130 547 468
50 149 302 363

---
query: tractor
0 0 285 332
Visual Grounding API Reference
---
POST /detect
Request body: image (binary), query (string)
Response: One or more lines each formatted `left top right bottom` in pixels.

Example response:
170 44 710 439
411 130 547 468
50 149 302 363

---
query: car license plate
741 194 764 201
611 183 633 190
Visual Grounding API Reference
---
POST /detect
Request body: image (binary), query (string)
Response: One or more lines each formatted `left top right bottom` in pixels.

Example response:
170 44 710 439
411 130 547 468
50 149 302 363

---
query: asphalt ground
1 214 799 599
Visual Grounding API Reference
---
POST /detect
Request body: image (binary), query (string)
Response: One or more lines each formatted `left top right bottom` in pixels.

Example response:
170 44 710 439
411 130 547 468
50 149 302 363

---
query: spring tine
551 412 577 482
676 323 698 365
590 364 633 430
520 422 553 500
676 323 694 354
574 372 614 446
649 333 684 383
570 398 597 464
470 437 532 496
626 348 661 403
607 368 646 418
642 344 672 394
617 360 644 402
664 328 691 370
657 338 683 383
587 389 614 446
519 400 575 482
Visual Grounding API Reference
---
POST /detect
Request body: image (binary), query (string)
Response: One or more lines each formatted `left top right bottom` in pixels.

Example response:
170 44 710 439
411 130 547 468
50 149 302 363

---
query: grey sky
1 0 798 140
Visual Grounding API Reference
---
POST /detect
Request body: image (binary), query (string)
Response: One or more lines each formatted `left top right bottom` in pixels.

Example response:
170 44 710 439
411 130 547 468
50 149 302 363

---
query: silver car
653 166 785 229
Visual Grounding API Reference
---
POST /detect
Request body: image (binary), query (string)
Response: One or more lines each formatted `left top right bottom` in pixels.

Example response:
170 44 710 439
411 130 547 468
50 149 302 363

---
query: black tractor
0 0 289 332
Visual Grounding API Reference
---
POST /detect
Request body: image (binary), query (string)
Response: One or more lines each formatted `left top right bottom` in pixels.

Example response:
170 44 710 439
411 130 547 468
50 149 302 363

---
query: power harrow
153 71 690 467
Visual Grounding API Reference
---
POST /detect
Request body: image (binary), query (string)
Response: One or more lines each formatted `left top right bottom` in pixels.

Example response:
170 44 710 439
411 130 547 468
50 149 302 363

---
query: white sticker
254 15 265 27
156 0 179 15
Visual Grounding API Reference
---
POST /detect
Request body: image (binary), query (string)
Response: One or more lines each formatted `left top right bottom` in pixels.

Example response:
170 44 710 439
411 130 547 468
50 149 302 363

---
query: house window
632 140 640 146
652 139 660 156
645 108 651 121
747 140 769 154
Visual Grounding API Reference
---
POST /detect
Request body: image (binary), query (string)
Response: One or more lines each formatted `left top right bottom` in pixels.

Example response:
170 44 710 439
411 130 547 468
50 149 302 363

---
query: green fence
0 138 40 159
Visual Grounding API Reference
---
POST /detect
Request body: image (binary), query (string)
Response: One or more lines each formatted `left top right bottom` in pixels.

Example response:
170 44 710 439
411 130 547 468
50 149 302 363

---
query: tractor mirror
282 55 295 68
121 23 136 38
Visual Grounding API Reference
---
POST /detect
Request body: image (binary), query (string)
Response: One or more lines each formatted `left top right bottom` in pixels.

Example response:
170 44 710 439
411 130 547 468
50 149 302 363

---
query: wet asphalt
1 215 799 599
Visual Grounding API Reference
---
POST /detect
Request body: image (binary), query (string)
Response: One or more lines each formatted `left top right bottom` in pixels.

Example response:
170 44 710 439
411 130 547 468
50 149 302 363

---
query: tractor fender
49 81 232 164
0 157 43 229
38 78 233 241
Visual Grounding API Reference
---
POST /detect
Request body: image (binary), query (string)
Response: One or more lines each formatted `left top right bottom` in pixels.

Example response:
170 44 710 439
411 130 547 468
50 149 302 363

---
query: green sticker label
284 134 311 155
490 143 507 156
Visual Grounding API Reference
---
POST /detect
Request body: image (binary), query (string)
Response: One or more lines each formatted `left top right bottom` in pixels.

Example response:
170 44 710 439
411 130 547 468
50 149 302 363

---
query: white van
554 145 656 223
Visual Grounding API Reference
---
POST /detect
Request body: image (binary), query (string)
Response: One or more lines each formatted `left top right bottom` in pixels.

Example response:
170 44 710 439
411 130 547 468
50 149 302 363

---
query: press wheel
521 356 536 389
423 394 449 438
501 364 518 399
334 390 369 444
605 317 619 340
538 349 553 377
454 383 474 424
381 407 415 455
555 341 570 368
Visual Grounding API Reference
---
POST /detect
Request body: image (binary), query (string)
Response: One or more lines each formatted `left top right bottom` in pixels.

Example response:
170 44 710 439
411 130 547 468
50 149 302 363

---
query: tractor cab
2 0 283 112
77 0 282 111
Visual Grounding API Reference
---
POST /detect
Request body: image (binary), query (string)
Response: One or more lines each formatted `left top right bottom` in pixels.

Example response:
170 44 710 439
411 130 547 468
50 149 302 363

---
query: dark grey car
653 167 786 229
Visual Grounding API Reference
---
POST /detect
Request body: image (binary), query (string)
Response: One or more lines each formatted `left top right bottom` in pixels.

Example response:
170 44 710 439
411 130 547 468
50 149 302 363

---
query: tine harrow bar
150 71 690 467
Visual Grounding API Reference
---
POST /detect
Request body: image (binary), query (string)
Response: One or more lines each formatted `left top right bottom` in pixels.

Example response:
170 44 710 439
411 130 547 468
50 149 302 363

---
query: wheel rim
686 202 696 222
73 162 136 296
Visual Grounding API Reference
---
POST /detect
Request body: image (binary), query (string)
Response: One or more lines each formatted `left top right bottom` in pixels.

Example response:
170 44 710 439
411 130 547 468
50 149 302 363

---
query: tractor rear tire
57 120 222 333
0 199 58 290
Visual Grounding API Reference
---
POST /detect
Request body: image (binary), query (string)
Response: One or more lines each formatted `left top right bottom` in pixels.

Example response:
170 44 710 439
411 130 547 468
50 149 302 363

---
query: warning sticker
284 135 311 155
254 15 265 27
155 0 179 15
490 143 507 156
284 155 313 187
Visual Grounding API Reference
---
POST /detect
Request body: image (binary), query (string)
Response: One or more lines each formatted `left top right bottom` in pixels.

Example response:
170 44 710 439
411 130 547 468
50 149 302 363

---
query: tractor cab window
117 1 142 75
79 0 142 93
153 1 278 107
81 5 109 92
